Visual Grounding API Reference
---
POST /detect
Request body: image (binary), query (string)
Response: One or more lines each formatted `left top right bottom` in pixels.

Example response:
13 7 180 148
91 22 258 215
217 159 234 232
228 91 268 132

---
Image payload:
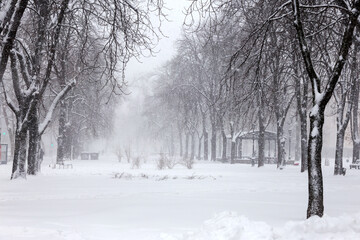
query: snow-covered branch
39 79 76 135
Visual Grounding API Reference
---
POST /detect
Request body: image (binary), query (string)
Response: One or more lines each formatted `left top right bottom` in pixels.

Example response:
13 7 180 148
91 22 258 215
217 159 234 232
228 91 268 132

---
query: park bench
50 160 73 169
350 160 360 170
80 152 99 160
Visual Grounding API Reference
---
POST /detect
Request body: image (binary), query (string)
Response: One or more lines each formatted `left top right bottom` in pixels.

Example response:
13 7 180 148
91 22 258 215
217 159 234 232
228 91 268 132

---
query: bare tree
291 0 360 217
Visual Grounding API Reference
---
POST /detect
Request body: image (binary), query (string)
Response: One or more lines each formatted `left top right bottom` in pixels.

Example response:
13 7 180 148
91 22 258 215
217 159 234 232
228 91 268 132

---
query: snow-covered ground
0 156 359 240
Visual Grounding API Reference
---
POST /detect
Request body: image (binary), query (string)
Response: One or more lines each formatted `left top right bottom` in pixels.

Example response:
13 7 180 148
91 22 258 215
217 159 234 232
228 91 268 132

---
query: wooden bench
350 161 360 170
80 152 99 160
350 164 360 169
50 161 73 169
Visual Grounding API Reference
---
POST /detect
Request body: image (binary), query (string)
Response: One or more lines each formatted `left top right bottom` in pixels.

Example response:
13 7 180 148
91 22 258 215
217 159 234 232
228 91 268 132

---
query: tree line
0 0 165 178
144 0 360 219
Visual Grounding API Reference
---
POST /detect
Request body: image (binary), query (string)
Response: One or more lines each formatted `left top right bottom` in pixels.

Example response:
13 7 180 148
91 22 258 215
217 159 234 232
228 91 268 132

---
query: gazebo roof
237 130 277 140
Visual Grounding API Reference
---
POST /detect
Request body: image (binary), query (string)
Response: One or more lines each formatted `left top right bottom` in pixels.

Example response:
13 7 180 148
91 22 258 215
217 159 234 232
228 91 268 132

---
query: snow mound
164 212 360 240
279 213 360 240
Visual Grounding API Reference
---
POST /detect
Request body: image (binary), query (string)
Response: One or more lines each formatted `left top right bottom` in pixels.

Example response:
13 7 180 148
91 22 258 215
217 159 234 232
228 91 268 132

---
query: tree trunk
258 96 265 167
295 117 301 161
307 107 324 218
294 56 308 172
197 135 202 160
178 126 183 157
202 113 208 160
171 129 175 156
203 128 208 160
258 125 265 167
239 139 242 158
300 110 308 172
353 138 360 163
352 80 360 162
190 132 195 160
57 100 67 163
230 122 235 164
230 141 235 163
27 106 40 175
221 129 227 161
333 94 352 175
352 83 360 162
211 122 216 161
184 133 189 159
276 123 286 168
334 130 345 175
11 130 27 179
352 42 360 163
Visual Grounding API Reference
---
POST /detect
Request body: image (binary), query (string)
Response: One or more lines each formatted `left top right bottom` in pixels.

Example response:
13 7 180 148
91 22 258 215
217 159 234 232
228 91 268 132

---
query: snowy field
1 156 360 240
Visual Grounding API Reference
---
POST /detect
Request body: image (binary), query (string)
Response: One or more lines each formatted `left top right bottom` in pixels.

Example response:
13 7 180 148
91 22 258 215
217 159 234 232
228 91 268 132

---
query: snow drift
164 212 360 240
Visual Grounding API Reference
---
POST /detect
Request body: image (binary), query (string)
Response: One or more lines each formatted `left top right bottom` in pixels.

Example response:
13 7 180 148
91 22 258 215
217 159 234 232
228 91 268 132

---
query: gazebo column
274 139 277 159
238 139 242 159
268 139 271 157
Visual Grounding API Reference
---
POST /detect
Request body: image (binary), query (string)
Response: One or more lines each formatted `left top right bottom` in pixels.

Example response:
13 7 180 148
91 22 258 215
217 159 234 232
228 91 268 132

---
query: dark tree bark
352 80 360 163
334 80 353 175
190 132 195 160
294 116 301 162
221 119 227 161
294 57 308 172
258 92 265 167
300 112 308 172
258 120 265 167
8 51 36 179
202 114 209 160
26 0 50 175
204 130 208 160
276 124 286 168
27 105 40 175
238 139 242 158
230 122 235 164
11 129 27 179
222 131 227 161
184 133 189 159
57 100 68 163
211 121 216 161
307 107 325 218
351 41 360 163
334 130 345 174
197 134 203 159
56 23 71 163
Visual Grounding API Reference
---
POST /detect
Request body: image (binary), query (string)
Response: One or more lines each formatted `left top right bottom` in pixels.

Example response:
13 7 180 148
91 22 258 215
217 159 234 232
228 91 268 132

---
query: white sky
125 0 190 83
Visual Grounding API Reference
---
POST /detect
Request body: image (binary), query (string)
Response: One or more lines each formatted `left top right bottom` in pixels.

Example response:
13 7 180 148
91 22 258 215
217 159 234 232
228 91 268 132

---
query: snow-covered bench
350 160 360 170
50 161 73 169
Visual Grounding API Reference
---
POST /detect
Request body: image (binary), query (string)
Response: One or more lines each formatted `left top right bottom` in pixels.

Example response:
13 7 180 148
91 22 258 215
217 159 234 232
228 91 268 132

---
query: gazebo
228 130 277 164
